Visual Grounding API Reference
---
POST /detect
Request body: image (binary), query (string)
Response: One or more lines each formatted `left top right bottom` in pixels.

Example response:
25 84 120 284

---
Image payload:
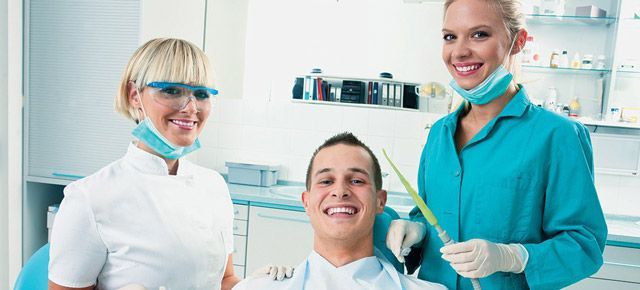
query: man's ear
301 190 310 212
376 189 387 214
511 28 528 55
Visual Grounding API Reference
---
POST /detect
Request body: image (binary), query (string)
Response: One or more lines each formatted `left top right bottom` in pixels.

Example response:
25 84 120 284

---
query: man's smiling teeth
326 207 356 216
456 64 481 72
171 120 195 127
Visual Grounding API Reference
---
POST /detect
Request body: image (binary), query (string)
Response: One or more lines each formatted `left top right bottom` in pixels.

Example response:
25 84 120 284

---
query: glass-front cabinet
520 0 620 122
521 0 640 129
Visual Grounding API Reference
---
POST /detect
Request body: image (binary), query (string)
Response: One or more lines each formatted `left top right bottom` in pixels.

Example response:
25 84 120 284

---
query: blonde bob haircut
115 38 215 122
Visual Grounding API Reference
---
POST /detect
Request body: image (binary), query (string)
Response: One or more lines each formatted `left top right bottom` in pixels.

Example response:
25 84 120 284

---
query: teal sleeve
522 123 607 289
374 207 404 272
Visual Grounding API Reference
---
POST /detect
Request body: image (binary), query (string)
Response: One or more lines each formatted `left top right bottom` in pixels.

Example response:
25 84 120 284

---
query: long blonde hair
115 38 214 122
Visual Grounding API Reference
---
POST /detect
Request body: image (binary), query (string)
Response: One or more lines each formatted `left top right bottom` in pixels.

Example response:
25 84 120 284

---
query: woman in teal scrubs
384 0 608 289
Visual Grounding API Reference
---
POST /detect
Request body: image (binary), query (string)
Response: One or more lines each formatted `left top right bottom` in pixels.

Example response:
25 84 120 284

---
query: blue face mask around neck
449 35 518 105
449 65 513 105
131 117 201 160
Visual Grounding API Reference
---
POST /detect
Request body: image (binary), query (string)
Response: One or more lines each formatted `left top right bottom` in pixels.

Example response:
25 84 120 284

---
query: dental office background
1 0 640 288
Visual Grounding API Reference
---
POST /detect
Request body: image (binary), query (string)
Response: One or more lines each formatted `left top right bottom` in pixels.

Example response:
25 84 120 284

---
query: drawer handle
603 261 640 269
256 213 310 224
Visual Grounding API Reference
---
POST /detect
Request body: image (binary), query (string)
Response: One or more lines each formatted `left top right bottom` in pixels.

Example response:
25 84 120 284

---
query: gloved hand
440 239 528 278
386 219 427 263
252 264 294 280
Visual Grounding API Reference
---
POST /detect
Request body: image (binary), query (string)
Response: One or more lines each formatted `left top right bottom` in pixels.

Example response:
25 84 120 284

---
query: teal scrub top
407 86 607 290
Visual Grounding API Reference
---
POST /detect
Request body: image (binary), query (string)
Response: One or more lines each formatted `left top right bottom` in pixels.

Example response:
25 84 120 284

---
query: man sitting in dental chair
233 132 446 290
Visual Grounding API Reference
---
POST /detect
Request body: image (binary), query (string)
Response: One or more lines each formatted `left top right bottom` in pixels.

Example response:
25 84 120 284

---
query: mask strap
503 32 519 71
135 87 149 121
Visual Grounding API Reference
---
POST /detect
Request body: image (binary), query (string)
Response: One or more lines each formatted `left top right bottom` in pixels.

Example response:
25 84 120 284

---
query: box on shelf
575 5 606 18
47 204 59 242
226 162 280 187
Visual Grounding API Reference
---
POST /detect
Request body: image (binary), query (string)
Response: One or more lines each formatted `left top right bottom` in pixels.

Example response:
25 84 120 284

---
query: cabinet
232 203 249 278
245 205 314 275
521 0 620 120
566 245 640 288
522 0 640 128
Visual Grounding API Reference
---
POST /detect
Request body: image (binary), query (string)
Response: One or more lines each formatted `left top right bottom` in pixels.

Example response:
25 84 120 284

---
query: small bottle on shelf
545 87 558 110
571 52 581 69
559 50 569 68
521 36 533 64
550 49 560 68
595 55 606 70
582 54 593 69
569 98 581 117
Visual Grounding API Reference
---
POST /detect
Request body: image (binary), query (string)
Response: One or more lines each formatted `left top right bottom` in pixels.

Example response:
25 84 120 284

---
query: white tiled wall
195 95 639 216
195 96 441 193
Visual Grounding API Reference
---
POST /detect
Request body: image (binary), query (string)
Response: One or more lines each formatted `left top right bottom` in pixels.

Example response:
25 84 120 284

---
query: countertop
228 182 640 249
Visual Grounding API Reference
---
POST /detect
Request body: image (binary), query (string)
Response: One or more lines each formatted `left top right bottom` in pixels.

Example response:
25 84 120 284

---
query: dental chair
14 243 49 290
374 206 404 272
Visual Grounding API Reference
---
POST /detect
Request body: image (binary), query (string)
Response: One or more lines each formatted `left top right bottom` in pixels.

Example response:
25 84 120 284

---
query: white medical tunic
49 143 234 290
233 249 447 290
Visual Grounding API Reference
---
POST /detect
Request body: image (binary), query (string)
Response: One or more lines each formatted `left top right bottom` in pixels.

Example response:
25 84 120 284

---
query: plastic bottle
582 54 593 69
521 36 533 64
545 87 558 110
569 98 581 117
596 55 606 70
549 50 559 68
554 0 566 16
560 50 569 68
530 36 540 65
571 52 581 69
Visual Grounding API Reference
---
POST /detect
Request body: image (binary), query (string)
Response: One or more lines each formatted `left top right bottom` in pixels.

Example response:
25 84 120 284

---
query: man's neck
313 235 374 267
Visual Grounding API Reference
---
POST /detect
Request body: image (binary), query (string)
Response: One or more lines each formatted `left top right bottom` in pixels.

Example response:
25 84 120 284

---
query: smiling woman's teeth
327 207 356 216
456 65 480 72
172 120 195 127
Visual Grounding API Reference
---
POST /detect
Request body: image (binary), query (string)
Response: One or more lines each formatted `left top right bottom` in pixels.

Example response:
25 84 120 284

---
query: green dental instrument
382 149 482 290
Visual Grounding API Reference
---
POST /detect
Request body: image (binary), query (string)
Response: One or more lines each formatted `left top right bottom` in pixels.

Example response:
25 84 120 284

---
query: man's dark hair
305 132 383 191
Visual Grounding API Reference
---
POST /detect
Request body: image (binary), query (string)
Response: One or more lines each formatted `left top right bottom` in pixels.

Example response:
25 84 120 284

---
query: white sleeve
48 182 107 288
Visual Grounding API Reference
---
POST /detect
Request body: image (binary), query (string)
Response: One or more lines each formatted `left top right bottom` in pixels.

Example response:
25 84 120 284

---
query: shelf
579 118 640 130
522 64 610 75
616 70 640 76
299 74 418 85
525 14 617 26
291 99 420 112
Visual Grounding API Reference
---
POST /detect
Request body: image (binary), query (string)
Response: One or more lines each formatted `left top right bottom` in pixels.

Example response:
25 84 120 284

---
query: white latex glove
386 219 427 263
440 239 528 278
252 264 295 280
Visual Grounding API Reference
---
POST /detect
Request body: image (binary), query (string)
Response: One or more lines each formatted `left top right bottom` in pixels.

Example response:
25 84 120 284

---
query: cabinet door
592 245 640 283
245 206 314 274
26 0 140 179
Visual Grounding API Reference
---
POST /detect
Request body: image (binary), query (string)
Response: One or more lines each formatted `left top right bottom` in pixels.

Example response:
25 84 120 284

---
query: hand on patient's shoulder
251 264 295 280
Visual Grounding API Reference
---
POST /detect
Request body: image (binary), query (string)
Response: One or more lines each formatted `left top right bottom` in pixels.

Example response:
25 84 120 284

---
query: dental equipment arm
382 149 482 290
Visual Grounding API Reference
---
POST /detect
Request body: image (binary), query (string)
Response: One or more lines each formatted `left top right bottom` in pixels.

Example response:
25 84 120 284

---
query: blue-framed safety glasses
146 82 218 111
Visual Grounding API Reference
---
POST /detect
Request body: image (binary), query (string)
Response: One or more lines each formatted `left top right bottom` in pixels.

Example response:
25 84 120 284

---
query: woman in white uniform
49 38 240 290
